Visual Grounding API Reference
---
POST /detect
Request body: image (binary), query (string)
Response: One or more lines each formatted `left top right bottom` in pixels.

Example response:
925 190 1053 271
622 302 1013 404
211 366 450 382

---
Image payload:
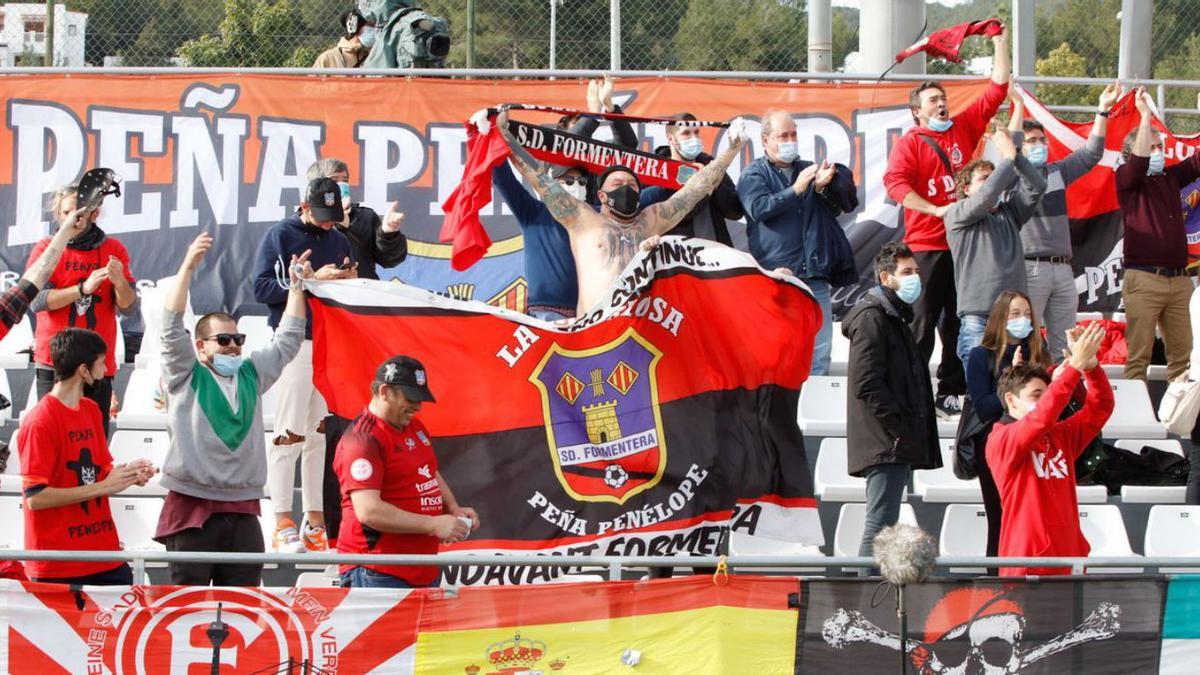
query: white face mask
563 182 587 201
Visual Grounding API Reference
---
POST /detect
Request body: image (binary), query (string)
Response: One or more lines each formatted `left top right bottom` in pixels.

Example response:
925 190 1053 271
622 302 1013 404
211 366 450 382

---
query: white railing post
609 0 621 71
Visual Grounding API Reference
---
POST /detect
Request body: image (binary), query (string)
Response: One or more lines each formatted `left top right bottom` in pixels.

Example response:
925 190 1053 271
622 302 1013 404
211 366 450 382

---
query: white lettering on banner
170 113 249 228
556 429 659 467
247 119 324 223
91 109 166 235
1076 237 1124 306
496 324 540 367
356 122 426 215
852 107 914 230
9 101 87 245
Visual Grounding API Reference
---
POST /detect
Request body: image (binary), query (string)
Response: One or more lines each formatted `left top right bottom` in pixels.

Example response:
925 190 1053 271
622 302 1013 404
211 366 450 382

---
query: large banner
0 74 1006 319
306 239 823 582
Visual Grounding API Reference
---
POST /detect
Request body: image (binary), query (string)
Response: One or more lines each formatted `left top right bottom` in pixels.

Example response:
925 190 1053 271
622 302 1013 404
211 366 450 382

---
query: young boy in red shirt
986 322 1112 577
18 328 157 584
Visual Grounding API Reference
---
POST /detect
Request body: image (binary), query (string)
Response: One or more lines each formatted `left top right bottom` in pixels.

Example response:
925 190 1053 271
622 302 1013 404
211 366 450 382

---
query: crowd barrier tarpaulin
1015 84 1200 313
0 73 1010 319
798 577 1166 674
306 238 823 583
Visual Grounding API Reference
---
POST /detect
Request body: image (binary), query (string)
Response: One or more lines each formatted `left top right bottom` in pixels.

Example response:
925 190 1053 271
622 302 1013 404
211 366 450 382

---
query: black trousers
323 414 351 541
910 250 966 397
34 562 133 586
975 437 1002 575
161 513 264 586
36 368 113 438
1189 424 1200 505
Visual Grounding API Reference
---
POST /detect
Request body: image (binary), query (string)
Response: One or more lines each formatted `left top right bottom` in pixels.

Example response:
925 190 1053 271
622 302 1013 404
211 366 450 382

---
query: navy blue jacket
492 165 578 310
736 156 857 285
253 215 352 337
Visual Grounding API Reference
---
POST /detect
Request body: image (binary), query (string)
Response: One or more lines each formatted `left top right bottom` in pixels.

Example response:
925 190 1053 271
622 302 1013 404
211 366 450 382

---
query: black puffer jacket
842 285 940 476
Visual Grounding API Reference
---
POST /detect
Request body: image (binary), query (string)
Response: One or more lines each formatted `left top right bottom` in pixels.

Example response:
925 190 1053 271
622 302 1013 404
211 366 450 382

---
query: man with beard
495 110 748 316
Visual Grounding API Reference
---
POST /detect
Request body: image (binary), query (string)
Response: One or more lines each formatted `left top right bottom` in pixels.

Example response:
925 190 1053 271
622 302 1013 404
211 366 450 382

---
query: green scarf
190 359 259 450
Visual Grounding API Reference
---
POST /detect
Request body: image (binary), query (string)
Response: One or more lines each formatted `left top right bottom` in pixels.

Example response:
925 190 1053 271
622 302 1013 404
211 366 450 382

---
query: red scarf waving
895 19 1004 64
439 120 511 271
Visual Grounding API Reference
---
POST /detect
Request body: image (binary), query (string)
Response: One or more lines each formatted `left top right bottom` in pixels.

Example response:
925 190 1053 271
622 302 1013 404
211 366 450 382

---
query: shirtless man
496 110 748 315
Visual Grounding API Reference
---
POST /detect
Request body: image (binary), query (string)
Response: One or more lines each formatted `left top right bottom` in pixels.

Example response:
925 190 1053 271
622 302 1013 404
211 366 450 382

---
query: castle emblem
530 329 666 503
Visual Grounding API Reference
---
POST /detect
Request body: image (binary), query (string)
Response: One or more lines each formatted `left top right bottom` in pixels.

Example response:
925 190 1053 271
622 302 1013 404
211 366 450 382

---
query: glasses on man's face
558 176 586 186
203 333 247 347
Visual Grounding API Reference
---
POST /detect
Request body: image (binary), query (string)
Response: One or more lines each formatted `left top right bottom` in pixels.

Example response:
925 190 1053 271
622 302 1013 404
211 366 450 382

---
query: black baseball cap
596 164 641 192
375 355 436 403
306 176 345 223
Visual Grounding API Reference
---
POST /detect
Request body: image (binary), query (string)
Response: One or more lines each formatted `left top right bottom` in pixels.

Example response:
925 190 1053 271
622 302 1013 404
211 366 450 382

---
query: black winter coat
337 204 408 280
842 286 940 476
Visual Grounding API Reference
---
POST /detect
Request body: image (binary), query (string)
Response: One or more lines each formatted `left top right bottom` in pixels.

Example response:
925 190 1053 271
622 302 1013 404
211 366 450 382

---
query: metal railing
1 550 1196 585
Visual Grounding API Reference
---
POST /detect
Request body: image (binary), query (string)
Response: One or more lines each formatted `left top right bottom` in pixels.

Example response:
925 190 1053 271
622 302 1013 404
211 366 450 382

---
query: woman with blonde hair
963 290 1051 560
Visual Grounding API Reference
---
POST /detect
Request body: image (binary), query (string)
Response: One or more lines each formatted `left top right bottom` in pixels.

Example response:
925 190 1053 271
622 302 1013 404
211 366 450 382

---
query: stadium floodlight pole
807 0 832 72
609 0 621 70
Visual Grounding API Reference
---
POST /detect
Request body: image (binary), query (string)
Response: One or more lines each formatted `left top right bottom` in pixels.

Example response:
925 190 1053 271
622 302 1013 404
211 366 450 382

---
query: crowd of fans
1 24 1199 587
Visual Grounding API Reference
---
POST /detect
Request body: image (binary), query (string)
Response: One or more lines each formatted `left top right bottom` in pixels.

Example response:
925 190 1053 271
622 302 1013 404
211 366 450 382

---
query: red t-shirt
987 366 1115 577
27 237 135 376
334 411 443 585
883 80 1007 252
17 395 122 579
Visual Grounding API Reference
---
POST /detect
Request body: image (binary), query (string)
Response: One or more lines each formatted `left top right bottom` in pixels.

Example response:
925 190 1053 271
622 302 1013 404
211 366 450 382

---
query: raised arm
23 207 88 291
1131 87 1156 158
1008 140 1049 223
642 132 747 236
991 27 1011 86
497 111 587 231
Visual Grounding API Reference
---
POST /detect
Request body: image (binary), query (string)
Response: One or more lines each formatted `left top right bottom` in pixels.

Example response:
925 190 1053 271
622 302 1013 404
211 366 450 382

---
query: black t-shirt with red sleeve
334 410 443 585
17 395 122 579
27 236 135 377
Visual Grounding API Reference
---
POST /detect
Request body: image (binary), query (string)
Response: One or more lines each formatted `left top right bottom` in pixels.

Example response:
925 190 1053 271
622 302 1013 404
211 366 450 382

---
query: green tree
177 0 301 67
673 0 805 71
1035 42 1097 107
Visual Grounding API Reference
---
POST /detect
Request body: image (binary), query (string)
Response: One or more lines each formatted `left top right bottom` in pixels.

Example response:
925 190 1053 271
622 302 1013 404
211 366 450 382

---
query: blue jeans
805 278 832 376
340 566 437 588
858 463 911 562
956 314 988 371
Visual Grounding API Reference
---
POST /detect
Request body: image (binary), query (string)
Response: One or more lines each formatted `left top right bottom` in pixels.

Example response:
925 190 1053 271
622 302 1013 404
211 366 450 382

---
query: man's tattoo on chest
602 220 642 269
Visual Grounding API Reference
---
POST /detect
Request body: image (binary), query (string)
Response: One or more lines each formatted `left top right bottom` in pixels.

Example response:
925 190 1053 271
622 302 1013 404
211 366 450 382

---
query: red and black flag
308 238 824 583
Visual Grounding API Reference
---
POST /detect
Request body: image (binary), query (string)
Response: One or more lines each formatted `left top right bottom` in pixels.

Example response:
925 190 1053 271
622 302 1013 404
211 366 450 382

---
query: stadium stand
1144 505 1200 573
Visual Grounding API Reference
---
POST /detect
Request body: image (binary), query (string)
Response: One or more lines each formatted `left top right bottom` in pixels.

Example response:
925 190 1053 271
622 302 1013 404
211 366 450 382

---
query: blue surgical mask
927 117 954 133
895 274 922 304
678 137 704 161
776 141 799 163
1026 144 1048 167
359 27 378 48
1148 151 1166 175
211 353 243 378
1006 317 1034 340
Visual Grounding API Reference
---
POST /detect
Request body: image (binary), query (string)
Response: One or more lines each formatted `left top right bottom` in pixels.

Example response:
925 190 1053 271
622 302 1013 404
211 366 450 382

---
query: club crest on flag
530 329 666 504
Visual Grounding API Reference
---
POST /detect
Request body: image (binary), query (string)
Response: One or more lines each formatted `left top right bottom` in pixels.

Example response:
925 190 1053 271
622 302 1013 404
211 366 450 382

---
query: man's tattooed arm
640 137 747 236
496 111 584 229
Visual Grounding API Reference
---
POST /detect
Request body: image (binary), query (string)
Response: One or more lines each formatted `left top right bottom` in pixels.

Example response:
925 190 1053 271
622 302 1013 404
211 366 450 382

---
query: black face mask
67 221 106 251
604 185 640 219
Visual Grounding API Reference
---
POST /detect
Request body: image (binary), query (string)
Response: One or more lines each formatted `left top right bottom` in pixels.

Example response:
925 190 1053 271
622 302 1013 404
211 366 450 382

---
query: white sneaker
273 518 306 554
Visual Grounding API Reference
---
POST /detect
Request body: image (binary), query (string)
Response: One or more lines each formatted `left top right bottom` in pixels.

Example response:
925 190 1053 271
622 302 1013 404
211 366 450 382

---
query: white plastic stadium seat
0 369 12 424
1104 379 1166 439
0 495 24 549
832 502 918 558
1 432 23 494
1075 484 1109 504
239 315 275 352
1145 505 1200 573
295 572 339 588
110 497 166 569
1114 440 1187 504
829 323 850 376
913 440 982 503
262 383 279 432
938 503 989 573
108 431 170 496
18 380 39 425
116 369 168 430
135 276 198 370
1078 504 1141 573
814 438 908 503
799 376 847 436
0 319 33 369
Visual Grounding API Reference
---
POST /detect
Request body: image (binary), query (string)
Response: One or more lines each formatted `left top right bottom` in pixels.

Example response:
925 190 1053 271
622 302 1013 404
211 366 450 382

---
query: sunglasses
559 176 587 186
202 333 247 347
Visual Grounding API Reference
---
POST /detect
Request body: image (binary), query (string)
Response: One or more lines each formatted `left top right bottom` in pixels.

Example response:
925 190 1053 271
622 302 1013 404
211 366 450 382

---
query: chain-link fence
8 1 1200 89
